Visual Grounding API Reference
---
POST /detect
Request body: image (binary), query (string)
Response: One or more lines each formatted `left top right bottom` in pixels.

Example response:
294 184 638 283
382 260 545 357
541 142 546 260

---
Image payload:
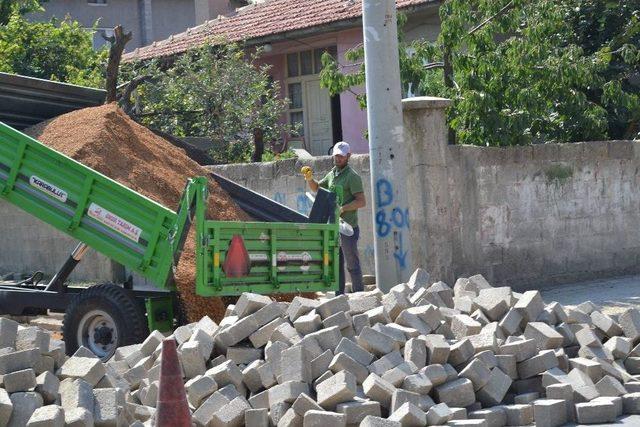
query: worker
302 141 366 294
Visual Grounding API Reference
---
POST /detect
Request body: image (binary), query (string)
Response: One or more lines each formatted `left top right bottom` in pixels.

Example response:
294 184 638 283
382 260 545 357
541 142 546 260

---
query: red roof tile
124 0 433 62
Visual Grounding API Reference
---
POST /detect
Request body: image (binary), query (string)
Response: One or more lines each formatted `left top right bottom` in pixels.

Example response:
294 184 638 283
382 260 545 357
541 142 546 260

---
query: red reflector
222 234 251 277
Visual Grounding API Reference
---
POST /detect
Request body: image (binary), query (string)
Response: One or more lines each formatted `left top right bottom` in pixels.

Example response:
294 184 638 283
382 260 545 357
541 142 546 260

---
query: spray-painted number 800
376 207 409 237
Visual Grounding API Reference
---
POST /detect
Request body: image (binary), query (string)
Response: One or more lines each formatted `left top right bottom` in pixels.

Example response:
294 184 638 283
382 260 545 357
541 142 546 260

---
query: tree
0 0 42 25
320 1 640 146
122 42 297 163
0 11 107 87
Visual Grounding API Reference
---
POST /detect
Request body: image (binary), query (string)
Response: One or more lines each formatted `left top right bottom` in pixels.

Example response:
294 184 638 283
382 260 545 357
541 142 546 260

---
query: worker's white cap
331 141 351 157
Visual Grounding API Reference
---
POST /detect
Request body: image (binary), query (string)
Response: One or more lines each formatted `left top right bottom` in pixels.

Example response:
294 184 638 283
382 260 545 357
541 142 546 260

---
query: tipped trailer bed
0 122 341 358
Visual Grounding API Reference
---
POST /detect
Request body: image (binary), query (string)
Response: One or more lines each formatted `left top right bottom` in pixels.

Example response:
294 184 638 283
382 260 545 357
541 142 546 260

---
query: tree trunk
104 25 132 103
443 45 456 145
252 128 265 162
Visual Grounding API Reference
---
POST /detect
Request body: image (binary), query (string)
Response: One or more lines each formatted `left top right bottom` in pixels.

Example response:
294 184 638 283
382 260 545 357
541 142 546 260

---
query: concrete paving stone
8 392 42 427
575 400 617 424
138 330 163 357
407 268 430 291
185 374 217 408
548 302 568 323
234 293 272 318
451 315 482 339
419 394 436 412
352 313 370 336
373 324 408 347
365 306 392 325
594 396 623 417
390 389 420 413
467 332 499 354
626 381 640 393
420 364 448 387
468 407 506 426
604 336 633 359
623 392 640 414
499 308 523 336
25 404 64 427
0 318 18 349
556 323 578 347
292 393 323 416
434 378 476 408
624 356 640 374
210 396 251 427
242 360 265 393
426 402 452 425
454 296 477 314
303 410 346 427
428 281 455 308
316 371 357 409
193 392 231 425
335 337 374 367
269 402 292 426
565 307 592 325
123 364 148 390
253 302 288 329
316 295 350 320
402 372 433 394
140 381 159 407
256 360 277 389
514 290 545 322
306 326 342 353
534 399 567 427
575 327 603 349
448 420 488 426
348 295 381 316
215 315 260 349
570 357 604 382
92 388 126 426
362 374 396 409
310 349 333 381
497 338 537 363
381 361 419 387
477 367 512 406
245 408 269 427
72 346 97 359
514 392 539 404
476 287 512 321
4 368 36 393
517 349 559 379
179 341 206 379
293 312 322 336
329 352 369 384
217 384 241 401
449 338 474 366
500 404 534 426
357 327 397 357
512 376 545 395
313 371 333 390
459 358 491 391
496 354 518 380
524 322 565 350
0 348 38 375
574 385 601 403
619 309 640 342
575 301 599 314
443 363 459 381
578 344 613 361
189 329 215 361
471 309 491 327
248 389 269 410
287 297 320 322
206 360 244 390
591 311 623 337
336 401 381 424
395 310 431 336
388 402 426 426
16 327 49 354
277 408 302 427
269 381 309 405
323 312 351 331
59 357 106 387
265 341 289 380
281 345 313 384
424 334 451 365
35 371 59 404
382 291 412 321
453 277 475 297
64 407 93 427
359 415 401 427
271 323 303 346
368 351 404 377
252 318 287 348
0 389 11 426
450 407 468 420
59 378 93 412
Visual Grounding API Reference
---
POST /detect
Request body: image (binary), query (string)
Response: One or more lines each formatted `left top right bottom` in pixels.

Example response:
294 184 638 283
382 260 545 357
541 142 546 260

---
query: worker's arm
301 166 325 193
340 192 366 214
307 178 320 193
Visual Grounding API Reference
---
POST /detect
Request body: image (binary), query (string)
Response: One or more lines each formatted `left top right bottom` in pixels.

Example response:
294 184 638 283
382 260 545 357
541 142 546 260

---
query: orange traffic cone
223 234 251 277
155 338 191 427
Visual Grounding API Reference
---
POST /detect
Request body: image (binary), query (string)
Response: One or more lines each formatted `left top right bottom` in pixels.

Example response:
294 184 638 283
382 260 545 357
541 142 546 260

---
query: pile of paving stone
4 270 640 426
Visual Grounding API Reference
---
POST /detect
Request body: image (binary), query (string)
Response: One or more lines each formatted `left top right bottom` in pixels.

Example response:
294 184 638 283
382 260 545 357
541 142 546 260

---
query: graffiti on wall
375 178 410 269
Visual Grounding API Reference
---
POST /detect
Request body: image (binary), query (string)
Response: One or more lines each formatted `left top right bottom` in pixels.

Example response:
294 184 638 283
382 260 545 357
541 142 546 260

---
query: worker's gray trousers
341 226 364 293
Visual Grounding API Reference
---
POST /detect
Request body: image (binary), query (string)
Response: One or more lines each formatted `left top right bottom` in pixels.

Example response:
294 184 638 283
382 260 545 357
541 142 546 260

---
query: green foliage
0 11 107 87
123 42 297 164
0 0 43 25
320 1 640 146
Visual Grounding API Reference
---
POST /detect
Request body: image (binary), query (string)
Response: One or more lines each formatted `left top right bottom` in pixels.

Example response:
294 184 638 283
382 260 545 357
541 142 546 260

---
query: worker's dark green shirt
318 165 364 227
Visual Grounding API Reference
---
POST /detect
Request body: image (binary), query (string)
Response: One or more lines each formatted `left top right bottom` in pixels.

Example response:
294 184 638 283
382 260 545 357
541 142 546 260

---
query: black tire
63 283 149 360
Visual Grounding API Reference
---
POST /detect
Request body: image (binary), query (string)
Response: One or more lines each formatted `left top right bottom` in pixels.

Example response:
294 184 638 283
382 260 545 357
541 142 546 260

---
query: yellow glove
301 166 313 181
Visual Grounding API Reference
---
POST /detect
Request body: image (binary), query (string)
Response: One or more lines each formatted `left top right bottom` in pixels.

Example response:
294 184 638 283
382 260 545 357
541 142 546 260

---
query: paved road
540 275 640 316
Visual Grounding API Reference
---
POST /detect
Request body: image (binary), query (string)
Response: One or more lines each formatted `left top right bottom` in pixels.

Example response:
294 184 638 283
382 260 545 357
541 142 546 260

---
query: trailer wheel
63 283 149 360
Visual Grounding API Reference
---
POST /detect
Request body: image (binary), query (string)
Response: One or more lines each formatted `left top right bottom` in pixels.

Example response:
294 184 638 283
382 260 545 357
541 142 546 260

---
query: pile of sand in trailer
25 103 250 322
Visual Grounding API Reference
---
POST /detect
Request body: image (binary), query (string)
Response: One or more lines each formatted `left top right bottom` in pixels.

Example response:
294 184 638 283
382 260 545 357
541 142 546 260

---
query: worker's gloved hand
301 166 313 181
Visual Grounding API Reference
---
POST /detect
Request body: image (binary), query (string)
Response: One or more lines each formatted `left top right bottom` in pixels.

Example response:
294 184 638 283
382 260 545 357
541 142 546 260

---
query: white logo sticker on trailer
88 203 142 242
29 176 67 202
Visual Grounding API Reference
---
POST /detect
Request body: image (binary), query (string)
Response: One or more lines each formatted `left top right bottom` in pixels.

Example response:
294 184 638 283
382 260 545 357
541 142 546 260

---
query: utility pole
362 0 413 292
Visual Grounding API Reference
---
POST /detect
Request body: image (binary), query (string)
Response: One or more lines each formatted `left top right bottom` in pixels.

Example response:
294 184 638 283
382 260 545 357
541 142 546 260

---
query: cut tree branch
105 25 133 103
120 75 155 115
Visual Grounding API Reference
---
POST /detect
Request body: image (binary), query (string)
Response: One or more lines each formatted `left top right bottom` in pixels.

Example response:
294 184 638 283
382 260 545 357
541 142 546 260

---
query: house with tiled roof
123 0 441 155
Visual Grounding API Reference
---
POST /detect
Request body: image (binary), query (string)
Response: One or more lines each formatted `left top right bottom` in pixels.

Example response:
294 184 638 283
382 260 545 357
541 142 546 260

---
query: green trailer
0 122 342 358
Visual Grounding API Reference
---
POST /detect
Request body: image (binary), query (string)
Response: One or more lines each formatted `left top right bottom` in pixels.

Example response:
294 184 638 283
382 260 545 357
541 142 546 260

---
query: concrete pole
362 0 413 291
